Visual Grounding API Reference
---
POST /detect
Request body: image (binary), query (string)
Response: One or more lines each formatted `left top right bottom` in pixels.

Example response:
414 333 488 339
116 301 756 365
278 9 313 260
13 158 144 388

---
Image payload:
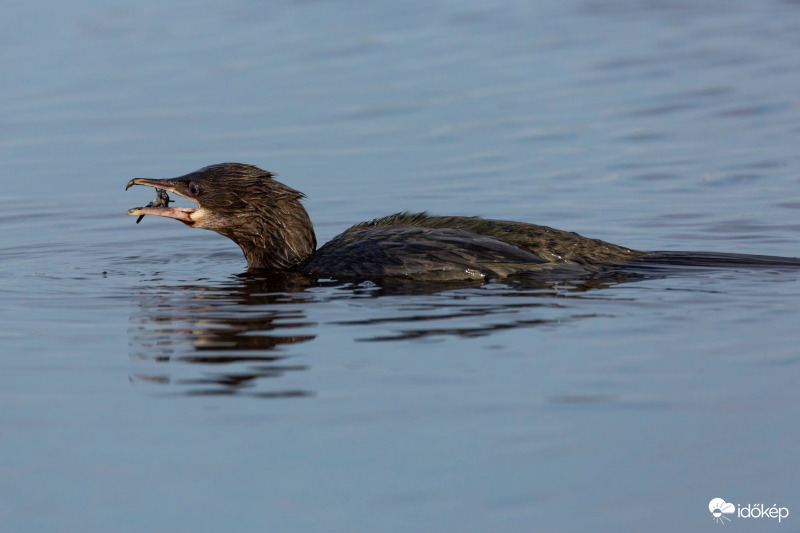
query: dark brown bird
126 163 800 280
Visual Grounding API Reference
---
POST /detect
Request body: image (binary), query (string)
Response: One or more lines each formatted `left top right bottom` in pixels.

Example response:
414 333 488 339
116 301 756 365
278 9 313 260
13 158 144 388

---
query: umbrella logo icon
709 498 735 524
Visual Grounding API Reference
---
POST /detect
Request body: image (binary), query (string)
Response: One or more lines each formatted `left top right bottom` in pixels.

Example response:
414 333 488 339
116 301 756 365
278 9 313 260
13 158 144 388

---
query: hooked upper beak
126 178 198 225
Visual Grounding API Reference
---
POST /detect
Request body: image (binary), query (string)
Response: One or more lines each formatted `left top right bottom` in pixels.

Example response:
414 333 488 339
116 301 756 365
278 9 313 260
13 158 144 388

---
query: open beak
126 178 197 225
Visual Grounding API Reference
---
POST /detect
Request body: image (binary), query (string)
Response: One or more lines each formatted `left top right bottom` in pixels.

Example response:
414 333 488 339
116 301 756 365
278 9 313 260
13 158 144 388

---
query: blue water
2 1 800 531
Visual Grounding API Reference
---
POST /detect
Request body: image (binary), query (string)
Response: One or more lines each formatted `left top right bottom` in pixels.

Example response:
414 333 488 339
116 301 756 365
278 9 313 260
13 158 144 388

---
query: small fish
136 188 172 224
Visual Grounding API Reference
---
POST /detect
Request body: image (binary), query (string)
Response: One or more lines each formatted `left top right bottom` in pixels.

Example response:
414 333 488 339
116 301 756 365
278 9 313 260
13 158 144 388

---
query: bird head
127 163 316 270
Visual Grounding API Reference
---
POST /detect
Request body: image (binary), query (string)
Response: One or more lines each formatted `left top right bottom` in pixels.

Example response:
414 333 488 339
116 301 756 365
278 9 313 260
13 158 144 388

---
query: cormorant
126 163 799 280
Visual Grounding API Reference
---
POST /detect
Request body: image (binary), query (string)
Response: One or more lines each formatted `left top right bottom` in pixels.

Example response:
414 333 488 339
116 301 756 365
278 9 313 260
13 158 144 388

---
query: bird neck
227 198 317 271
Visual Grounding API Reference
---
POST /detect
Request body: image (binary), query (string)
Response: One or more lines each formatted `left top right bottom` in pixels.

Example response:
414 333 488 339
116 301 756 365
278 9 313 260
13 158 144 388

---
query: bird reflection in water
128 259 796 396
328 272 639 341
129 273 318 398
128 268 637 396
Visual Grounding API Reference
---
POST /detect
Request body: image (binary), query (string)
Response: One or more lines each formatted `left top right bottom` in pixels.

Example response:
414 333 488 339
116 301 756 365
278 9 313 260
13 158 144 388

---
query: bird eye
189 182 199 195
